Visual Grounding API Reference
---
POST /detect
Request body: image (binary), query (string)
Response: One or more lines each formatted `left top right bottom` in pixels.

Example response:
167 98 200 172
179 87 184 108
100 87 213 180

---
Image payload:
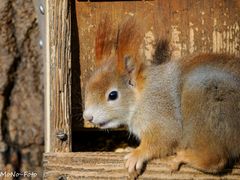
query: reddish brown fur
170 149 227 173
94 17 145 95
135 64 146 94
139 122 177 158
87 71 112 96
180 53 240 76
116 19 143 74
95 17 143 72
86 62 117 104
95 17 116 66
86 18 240 179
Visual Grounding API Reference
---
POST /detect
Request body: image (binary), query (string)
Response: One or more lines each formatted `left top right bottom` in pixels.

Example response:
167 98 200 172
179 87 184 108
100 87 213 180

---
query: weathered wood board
43 152 240 179
47 0 72 152
75 0 240 127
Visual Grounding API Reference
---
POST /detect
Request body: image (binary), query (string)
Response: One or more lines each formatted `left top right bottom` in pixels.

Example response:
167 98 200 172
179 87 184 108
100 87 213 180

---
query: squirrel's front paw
124 149 146 178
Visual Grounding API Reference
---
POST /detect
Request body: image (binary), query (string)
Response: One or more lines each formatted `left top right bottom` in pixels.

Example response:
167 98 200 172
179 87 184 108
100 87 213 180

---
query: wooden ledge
43 152 240 179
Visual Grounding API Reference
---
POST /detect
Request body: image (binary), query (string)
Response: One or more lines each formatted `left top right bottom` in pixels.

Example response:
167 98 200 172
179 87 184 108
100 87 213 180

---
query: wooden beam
46 0 72 152
43 152 240 179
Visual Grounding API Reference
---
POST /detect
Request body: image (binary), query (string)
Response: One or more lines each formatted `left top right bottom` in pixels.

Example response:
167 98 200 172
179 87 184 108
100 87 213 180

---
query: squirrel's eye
108 91 118 101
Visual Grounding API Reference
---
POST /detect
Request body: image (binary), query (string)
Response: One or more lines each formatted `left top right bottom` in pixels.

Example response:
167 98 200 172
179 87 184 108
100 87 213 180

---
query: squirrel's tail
152 39 171 65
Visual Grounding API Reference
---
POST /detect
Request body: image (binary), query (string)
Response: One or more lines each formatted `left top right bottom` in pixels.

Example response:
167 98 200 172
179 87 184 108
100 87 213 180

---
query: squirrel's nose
83 111 93 122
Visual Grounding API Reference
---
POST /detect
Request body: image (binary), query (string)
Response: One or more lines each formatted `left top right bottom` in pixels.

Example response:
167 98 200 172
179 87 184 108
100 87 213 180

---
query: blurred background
0 0 44 178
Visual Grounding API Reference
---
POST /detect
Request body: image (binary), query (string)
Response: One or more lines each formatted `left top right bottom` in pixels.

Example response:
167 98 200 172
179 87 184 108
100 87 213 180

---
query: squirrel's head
83 17 145 129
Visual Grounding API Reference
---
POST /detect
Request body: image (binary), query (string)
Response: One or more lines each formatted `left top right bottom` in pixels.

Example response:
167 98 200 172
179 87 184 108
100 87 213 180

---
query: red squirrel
83 18 240 178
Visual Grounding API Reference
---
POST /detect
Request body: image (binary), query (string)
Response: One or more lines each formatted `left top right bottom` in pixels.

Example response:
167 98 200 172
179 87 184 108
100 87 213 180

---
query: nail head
56 132 68 141
39 39 43 48
39 4 45 15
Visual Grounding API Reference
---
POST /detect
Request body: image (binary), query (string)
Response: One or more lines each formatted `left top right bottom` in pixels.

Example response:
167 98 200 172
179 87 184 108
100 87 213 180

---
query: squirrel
83 18 240 178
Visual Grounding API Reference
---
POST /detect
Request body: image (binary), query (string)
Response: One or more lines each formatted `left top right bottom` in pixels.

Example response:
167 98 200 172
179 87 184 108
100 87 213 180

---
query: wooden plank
45 0 51 153
75 0 240 127
43 152 240 179
47 0 72 152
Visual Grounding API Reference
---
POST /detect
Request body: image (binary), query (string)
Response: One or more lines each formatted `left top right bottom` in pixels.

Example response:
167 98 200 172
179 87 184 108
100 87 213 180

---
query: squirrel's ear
125 55 135 74
124 55 144 87
124 56 136 86
116 17 143 74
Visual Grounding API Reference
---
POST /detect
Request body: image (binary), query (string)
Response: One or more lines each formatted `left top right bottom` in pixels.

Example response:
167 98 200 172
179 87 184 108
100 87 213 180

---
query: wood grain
47 0 72 152
43 152 240 179
75 0 240 127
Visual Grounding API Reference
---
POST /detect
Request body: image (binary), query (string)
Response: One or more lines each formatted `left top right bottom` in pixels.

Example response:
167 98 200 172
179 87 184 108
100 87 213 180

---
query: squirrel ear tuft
95 16 116 67
116 17 143 74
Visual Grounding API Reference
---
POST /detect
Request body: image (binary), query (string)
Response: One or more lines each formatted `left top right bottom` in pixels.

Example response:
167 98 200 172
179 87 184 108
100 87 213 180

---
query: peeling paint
214 18 217 26
143 30 155 64
171 25 182 59
212 20 239 55
87 24 94 33
189 22 195 53
125 12 134 16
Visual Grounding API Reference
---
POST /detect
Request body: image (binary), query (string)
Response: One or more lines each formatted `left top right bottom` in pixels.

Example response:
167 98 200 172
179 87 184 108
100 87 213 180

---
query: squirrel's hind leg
169 149 227 174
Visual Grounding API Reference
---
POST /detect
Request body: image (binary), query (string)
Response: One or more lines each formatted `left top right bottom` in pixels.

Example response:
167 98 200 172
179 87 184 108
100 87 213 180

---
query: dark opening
71 0 139 152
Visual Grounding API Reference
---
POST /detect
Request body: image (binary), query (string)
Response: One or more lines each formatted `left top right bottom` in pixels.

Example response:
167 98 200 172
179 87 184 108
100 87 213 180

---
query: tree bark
0 0 43 179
